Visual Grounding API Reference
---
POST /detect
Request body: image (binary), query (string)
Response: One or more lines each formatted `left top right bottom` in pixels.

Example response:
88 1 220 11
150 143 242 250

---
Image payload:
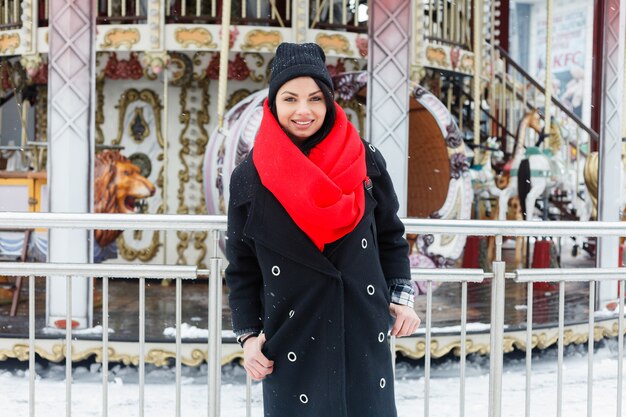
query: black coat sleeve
369 146 412 285
224 162 264 335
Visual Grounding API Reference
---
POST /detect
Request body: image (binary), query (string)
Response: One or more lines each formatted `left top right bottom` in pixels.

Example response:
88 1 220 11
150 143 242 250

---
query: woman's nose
295 101 311 114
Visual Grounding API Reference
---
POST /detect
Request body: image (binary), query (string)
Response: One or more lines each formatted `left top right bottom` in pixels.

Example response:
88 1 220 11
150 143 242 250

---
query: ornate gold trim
315 33 353 56
0 33 20 54
175 27 217 49
95 78 105 144
112 89 164 147
458 53 474 73
176 78 210 267
336 97 366 138
425 45 449 68
100 28 140 50
0 344 239 367
240 30 282 51
2 321 624 367
117 230 162 262
226 89 252 111
245 53 266 83
393 323 626 360
111 88 165 262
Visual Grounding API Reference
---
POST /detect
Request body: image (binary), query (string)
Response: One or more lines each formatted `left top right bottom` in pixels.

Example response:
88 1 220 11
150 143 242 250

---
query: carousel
0 0 624 367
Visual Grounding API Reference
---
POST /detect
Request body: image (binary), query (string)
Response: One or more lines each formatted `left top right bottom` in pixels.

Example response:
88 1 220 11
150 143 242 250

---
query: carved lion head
94 150 156 247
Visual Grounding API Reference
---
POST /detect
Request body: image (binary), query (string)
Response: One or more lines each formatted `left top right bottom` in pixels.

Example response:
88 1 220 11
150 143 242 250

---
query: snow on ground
0 340 624 417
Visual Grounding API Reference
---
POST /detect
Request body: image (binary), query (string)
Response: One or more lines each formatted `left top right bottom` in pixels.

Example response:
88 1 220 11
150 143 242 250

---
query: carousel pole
472 0 482 147
217 0 232 130
543 0 553 137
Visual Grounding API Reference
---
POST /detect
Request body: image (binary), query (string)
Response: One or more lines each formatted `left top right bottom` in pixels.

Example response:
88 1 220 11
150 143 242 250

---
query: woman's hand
389 303 421 337
243 333 274 381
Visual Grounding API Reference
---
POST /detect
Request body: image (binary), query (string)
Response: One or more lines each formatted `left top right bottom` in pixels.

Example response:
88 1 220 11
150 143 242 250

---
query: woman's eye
310 96 322 102
284 97 296 102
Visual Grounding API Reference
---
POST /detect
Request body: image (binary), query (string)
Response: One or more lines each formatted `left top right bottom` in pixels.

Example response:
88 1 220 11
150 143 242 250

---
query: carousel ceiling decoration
100 28 140 50
103 52 144 80
355 35 368 58
174 27 217 49
240 29 282 51
205 52 261 81
0 33 20 54
315 33 353 56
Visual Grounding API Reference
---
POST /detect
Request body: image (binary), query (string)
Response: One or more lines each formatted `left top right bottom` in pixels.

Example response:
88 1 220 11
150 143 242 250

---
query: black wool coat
225 142 411 417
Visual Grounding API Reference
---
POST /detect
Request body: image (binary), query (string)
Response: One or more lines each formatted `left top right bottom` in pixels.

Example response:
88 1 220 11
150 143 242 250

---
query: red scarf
253 101 366 251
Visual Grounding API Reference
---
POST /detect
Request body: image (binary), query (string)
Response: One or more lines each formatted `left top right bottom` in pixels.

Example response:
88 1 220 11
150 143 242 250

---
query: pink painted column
46 0 96 329
596 0 626 306
366 0 411 216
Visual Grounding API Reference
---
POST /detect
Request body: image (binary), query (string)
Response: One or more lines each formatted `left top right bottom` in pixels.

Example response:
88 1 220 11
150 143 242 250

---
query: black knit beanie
268 42 334 107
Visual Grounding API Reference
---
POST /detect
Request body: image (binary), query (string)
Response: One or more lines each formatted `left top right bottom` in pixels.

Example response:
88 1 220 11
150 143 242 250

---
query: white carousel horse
469 136 504 218
498 110 564 221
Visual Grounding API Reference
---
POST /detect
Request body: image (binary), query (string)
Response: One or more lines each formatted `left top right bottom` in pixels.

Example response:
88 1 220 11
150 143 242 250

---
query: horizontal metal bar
1 213 625 237
402 219 626 237
514 268 626 283
411 268 485 283
0 212 228 231
0 262 198 279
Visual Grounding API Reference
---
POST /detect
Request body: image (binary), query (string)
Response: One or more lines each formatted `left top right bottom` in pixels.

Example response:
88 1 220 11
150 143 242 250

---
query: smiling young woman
225 42 420 417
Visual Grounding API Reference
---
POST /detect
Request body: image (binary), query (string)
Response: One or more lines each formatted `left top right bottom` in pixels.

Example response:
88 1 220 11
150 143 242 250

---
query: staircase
414 0 598 222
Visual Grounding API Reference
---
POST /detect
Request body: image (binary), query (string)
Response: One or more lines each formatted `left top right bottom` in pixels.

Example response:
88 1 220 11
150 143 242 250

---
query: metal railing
0 0 21 30
309 0 367 33
166 0 291 27
1 212 626 417
422 0 472 49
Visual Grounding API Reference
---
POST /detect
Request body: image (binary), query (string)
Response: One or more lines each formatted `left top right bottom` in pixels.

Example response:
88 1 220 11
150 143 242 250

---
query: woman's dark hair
270 78 336 155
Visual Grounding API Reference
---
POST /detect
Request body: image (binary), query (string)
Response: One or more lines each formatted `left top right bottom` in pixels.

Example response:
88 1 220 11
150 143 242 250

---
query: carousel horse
496 110 565 267
469 136 504 218
498 110 564 222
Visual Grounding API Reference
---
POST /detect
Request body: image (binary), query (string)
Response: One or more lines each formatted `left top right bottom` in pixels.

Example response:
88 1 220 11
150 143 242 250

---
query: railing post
489 235 505 417
208 230 223 417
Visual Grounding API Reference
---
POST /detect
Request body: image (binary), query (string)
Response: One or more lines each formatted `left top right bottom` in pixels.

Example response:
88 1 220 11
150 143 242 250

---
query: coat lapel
243 187 341 278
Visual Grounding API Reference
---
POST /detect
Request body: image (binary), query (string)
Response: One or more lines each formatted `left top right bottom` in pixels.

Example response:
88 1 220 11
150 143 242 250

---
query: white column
366 0 412 216
597 0 626 306
46 0 95 329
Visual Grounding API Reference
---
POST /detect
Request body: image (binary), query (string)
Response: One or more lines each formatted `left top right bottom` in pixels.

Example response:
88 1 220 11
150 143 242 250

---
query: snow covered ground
1 339 624 417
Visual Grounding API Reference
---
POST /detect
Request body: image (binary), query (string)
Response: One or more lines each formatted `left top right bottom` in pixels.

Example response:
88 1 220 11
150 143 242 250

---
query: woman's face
275 76 327 142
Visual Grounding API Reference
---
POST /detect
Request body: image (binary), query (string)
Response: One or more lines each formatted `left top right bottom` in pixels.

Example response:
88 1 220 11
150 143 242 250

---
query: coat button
367 285 375 295
361 238 368 249
271 265 280 276
287 351 297 362
379 378 386 388
299 394 308 404
368 143 376 152
289 310 295 318
378 332 385 342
